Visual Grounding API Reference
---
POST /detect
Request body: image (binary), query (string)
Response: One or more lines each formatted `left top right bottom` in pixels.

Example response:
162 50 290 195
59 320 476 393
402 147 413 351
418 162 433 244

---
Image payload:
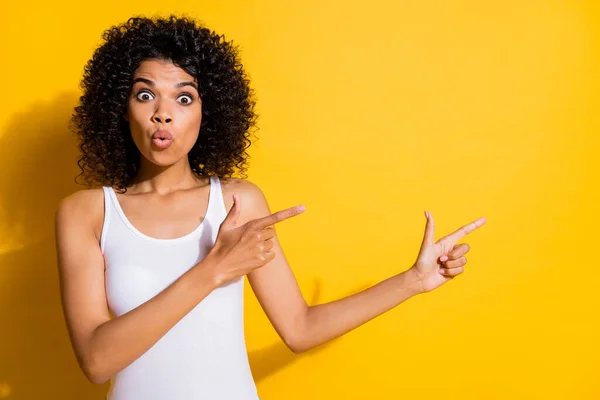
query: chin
144 150 188 168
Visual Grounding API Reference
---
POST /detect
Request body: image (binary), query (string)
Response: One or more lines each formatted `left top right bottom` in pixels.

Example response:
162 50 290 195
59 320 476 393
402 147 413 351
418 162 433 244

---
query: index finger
251 205 306 230
441 217 486 244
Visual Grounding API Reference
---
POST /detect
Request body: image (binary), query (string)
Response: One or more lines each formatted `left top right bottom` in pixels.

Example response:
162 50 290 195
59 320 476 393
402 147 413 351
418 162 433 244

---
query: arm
229 181 421 353
300 208 486 349
232 180 484 354
56 190 219 384
291 270 423 353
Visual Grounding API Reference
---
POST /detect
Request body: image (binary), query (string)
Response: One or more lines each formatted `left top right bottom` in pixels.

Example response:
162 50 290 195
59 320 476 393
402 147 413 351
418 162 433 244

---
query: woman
56 15 486 400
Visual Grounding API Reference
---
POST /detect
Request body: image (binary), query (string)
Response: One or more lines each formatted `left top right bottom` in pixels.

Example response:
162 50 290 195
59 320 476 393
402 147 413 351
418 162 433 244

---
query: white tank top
101 176 259 400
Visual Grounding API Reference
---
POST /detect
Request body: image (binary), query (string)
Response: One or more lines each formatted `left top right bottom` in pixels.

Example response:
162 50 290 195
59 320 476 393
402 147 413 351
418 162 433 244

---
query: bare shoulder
219 177 270 222
220 177 265 199
56 188 105 240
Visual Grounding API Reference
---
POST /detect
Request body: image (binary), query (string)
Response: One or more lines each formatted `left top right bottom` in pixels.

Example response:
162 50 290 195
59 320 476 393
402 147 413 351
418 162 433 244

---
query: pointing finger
252 205 306 230
441 217 486 245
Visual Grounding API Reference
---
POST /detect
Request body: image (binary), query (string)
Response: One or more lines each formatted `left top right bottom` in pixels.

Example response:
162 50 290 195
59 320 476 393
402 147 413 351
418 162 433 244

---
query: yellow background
0 0 598 399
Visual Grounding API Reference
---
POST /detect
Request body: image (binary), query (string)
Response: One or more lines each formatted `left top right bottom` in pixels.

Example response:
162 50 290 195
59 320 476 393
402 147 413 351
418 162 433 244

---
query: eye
136 90 154 101
177 93 194 105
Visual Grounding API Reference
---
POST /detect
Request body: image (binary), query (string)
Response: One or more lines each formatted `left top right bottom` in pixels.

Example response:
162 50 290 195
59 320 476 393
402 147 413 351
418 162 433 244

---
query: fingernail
440 255 448 262
297 205 306 212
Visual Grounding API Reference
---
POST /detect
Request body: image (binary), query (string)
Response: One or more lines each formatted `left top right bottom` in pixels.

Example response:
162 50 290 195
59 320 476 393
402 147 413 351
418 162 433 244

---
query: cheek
181 130 200 154
127 103 149 130
128 121 147 149
124 111 150 154
185 104 202 129
179 107 202 148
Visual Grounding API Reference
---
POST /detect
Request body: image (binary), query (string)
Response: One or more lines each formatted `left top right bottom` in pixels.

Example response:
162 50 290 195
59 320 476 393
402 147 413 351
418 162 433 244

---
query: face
126 59 202 167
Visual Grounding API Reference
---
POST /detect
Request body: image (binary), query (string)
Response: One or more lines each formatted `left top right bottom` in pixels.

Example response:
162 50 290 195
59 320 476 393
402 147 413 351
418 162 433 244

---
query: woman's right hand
206 194 306 286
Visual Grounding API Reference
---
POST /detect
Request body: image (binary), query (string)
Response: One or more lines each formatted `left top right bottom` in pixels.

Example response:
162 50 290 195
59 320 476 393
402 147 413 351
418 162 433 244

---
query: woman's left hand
410 211 486 293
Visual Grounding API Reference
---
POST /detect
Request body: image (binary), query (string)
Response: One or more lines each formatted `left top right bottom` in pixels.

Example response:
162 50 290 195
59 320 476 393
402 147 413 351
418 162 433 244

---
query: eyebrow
132 77 198 91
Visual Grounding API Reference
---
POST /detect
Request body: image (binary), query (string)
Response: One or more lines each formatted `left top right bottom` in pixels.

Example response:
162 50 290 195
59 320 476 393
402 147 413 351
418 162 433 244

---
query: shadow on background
247 278 374 382
0 93 371 399
0 93 106 399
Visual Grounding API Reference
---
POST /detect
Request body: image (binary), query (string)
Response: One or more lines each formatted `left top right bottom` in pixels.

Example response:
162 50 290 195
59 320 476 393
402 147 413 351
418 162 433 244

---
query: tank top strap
208 175 228 221
100 186 115 253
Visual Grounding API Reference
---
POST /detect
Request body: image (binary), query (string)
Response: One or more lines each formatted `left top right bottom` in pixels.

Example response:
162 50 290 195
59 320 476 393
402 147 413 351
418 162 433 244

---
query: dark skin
56 59 486 384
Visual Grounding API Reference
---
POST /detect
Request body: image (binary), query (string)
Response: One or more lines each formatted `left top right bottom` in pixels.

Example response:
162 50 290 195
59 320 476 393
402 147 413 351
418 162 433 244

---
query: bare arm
292 270 423 352
230 181 422 353
56 190 218 384
233 179 483 354
251 231 423 354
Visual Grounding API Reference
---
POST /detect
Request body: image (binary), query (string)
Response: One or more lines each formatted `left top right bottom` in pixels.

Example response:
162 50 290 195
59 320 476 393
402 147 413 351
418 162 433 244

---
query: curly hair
70 15 257 190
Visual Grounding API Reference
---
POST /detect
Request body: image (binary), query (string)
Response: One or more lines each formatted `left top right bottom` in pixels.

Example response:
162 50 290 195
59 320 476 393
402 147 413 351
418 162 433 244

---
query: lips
152 130 173 149
153 130 173 140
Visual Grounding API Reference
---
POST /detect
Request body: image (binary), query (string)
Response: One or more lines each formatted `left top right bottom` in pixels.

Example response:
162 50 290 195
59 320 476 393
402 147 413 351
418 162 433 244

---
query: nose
152 103 173 124
152 114 172 124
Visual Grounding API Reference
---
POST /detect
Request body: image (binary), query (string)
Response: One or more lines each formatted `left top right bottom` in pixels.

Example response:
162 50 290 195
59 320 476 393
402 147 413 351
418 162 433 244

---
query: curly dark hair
70 15 257 190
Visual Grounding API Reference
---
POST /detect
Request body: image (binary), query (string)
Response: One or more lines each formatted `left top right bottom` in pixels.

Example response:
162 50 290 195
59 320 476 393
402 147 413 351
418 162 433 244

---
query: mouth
152 130 173 149
152 129 173 140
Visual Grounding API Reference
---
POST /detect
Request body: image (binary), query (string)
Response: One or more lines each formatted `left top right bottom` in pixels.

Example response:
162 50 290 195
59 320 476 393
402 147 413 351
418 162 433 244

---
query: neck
131 157 205 195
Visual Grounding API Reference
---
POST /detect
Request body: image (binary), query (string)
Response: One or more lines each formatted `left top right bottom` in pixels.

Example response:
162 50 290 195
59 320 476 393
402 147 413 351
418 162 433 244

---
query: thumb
221 194 241 230
420 211 435 249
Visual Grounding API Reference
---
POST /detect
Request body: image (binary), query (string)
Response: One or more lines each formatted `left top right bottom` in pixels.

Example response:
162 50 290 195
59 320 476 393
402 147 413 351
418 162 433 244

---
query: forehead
133 59 197 83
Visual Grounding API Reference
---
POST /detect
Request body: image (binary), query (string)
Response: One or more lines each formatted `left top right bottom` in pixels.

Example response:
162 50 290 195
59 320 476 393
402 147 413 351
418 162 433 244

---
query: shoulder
57 188 105 217
220 177 265 200
56 188 105 239
219 177 271 222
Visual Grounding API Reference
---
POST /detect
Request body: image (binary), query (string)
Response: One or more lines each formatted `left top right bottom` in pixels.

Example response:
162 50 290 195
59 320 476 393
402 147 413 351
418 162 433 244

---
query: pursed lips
151 130 174 149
